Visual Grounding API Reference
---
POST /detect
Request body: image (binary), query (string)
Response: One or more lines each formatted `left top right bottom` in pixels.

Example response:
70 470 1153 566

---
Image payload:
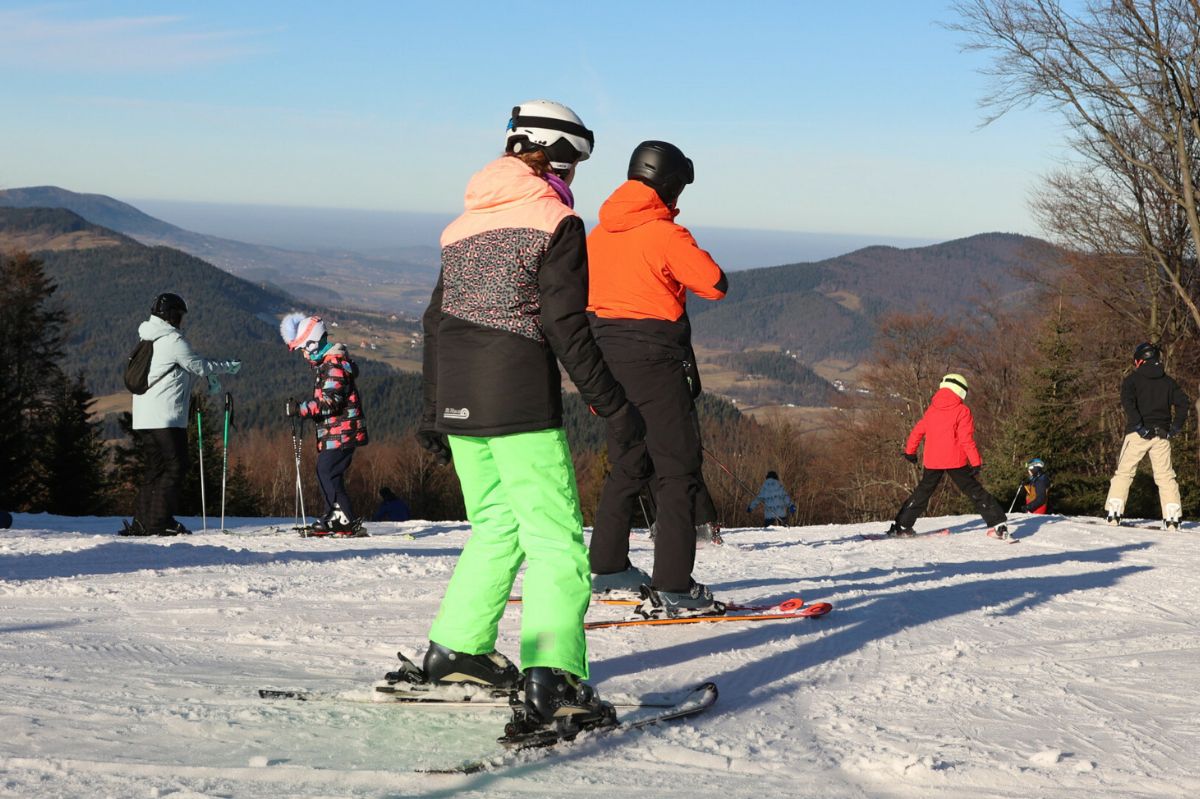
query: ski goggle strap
289 316 323 351
508 113 595 150
942 376 968 393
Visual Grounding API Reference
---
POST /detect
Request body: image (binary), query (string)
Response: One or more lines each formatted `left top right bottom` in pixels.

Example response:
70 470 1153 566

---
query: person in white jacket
748 470 795 527
125 293 240 536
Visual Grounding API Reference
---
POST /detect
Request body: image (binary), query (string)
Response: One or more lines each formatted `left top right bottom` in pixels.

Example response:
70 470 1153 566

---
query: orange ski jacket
587 180 727 321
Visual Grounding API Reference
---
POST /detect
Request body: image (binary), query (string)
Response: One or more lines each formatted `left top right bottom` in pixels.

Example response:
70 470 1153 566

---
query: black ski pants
591 356 700 592
317 447 356 519
134 427 188 532
895 466 1007 530
644 470 718 527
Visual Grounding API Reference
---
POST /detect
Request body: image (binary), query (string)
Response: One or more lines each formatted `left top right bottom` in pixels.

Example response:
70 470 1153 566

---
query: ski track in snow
1 512 1198 798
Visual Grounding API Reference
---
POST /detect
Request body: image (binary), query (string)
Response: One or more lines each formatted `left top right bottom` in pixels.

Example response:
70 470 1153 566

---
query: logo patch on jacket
443 407 470 420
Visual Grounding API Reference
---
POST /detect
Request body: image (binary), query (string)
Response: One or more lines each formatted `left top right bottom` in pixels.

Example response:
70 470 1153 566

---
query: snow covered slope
1 514 1197 798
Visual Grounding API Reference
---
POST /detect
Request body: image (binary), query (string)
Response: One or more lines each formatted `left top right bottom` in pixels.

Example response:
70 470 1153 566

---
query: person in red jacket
888 373 1010 539
586 140 729 616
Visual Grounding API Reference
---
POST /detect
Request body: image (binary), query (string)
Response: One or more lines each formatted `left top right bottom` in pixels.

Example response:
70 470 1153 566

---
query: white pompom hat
280 312 326 351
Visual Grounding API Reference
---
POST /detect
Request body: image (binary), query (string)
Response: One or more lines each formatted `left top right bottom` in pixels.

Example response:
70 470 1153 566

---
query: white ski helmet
505 100 595 173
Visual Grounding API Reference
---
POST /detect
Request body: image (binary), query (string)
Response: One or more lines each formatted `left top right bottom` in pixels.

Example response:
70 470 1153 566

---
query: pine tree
992 307 1106 514
42 373 112 515
0 252 68 511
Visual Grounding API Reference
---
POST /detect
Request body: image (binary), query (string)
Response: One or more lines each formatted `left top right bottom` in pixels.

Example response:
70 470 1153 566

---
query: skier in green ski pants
413 100 643 735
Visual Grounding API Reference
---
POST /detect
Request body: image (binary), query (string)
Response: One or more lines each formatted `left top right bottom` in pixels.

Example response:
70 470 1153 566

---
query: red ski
584 602 832 630
510 595 806 613
859 528 952 541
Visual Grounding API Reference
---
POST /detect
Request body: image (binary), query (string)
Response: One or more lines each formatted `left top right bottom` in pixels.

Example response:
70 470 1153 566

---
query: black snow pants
643 470 718 527
316 447 356 519
591 355 701 592
894 466 1007 530
134 427 188 532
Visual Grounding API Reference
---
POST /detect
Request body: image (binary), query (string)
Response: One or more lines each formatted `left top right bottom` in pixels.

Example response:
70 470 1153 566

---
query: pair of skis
860 528 1020 544
859 528 952 541
260 654 720 772
508 594 832 629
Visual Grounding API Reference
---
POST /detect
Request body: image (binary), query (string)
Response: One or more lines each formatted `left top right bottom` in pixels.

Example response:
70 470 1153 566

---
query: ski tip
801 602 833 617
777 597 805 612
259 688 306 700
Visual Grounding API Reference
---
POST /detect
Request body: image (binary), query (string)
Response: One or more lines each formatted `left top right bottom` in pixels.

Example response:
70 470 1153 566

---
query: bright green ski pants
428 428 592 678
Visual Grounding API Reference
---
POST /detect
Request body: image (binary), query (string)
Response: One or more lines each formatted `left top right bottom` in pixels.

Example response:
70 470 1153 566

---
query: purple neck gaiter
544 172 574 208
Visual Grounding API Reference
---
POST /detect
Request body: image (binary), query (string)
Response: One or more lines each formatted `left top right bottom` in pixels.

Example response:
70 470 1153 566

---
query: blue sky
0 1 1066 241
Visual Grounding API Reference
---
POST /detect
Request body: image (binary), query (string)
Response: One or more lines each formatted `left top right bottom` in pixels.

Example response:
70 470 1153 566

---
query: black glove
970 464 982 479
902 452 918 464
606 401 646 451
1136 426 1154 439
1167 427 1181 440
417 429 452 466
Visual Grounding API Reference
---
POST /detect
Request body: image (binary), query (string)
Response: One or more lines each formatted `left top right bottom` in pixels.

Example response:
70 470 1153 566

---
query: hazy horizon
132 196 942 270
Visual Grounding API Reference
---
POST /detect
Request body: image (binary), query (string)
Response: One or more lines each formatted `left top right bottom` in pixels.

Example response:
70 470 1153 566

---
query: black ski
423 681 719 774
260 682 696 710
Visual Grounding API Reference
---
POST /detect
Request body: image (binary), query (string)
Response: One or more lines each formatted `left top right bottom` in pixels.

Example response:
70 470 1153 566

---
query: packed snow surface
1 513 1198 798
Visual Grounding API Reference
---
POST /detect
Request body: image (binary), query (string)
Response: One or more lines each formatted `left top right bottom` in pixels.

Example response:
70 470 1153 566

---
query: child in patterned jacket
280 313 369 536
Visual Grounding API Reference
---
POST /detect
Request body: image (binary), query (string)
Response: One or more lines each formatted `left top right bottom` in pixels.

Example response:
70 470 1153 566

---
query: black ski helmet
627 140 694 207
1133 342 1160 363
151 292 188 327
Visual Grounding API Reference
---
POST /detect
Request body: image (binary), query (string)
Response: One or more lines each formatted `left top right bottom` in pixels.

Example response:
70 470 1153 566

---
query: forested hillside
690 232 1058 362
0 207 137 251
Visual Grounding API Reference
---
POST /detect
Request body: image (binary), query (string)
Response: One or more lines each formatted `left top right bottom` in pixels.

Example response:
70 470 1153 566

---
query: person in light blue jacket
747 470 795 527
124 293 240 536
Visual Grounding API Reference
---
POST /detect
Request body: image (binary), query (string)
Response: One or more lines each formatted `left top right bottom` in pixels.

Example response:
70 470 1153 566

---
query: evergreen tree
991 309 1106 514
0 252 68 511
110 412 144 517
42 372 112 515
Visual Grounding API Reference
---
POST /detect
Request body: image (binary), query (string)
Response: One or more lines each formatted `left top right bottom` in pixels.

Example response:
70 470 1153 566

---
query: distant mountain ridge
0 187 438 314
689 232 1058 365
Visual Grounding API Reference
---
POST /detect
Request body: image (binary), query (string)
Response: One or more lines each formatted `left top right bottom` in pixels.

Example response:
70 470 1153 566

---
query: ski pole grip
225 391 233 411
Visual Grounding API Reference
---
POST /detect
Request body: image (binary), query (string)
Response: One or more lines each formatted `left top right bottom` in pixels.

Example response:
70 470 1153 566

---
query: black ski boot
503 667 617 745
886 522 915 538
421 641 521 688
119 519 152 536
308 512 334 536
636 582 724 619
330 507 367 537
160 518 192 536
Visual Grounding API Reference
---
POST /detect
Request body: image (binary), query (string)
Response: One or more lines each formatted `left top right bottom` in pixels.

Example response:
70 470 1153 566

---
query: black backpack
124 340 177 395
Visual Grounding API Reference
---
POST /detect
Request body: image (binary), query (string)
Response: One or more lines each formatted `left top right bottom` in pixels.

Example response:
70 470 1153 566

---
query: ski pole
290 402 308 531
196 407 207 533
701 445 758 500
220 392 233 531
1007 483 1024 514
